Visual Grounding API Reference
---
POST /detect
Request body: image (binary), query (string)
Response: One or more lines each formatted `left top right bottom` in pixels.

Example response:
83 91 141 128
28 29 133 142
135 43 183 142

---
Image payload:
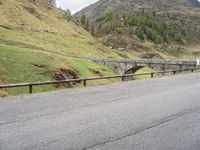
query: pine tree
86 18 90 31
141 8 145 16
66 9 71 16
91 24 95 36
80 14 86 26
153 11 156 18
48 0 56 6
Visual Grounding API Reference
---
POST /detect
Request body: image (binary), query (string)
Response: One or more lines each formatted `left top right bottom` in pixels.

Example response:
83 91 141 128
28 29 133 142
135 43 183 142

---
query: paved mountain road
1 73 200 150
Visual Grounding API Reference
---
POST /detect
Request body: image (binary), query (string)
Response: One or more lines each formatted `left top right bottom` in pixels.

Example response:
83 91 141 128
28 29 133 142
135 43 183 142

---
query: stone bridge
91 58 197 77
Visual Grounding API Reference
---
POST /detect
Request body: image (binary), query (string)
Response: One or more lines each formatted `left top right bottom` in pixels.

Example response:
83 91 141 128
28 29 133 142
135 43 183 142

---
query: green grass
0 44 56 95
134 67 155 80
69 58 116 77
0 44 120 96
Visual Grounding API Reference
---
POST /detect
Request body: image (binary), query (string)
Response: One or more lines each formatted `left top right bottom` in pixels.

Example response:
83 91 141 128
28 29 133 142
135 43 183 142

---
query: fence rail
0 68 199 94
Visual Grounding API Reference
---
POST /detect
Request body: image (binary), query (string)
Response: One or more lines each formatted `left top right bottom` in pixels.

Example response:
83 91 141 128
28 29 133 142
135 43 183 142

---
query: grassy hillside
0 0 199 97
0 0 135 96
0 43 119 96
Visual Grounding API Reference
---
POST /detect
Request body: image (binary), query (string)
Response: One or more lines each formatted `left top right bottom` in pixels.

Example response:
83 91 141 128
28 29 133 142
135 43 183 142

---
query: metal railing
0 68 199 95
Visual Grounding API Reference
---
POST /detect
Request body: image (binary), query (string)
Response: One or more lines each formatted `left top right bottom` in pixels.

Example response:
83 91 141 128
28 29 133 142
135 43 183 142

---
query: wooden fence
0 68 199 94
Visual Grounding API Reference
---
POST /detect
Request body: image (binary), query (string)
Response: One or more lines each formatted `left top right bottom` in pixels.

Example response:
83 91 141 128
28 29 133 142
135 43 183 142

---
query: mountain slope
76 0 200 19
75 0 200 54
0 0 130 96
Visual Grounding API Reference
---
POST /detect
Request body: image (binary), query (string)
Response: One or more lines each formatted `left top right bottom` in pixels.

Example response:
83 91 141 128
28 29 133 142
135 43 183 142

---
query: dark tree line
80 14 95 36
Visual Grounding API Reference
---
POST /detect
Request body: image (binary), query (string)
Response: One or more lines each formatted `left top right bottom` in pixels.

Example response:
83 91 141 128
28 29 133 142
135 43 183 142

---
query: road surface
1 73 200 150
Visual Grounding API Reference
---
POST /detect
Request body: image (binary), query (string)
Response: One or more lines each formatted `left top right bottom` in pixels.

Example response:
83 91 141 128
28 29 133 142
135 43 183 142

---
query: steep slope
75 0 200 52
0 0 121 57
0 0 130 96
76 0 200 19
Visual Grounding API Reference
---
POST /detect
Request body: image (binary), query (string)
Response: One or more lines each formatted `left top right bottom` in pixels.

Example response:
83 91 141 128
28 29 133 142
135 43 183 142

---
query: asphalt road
1 73 200 150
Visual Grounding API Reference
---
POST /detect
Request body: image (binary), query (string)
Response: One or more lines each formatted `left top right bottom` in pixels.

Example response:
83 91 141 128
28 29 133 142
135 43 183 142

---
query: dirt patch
23 6 42 20
117 52 129 58
140 52 163 59
0 90 8 98
32 63 47 68
192 51 200 55
51 68 80 88
0 75 8 97
89 68 103 77
0 25 11 30
24 6 35 14
0 74 6 84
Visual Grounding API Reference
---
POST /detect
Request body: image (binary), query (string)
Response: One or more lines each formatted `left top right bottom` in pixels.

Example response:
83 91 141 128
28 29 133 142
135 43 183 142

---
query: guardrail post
151 72 154 78
83 80 87 87
122 75 125 82
29 84 33 94
163 63 166 76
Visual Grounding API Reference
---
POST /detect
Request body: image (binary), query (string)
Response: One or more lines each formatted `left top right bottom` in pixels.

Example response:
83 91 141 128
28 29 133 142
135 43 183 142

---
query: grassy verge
0 44 120 96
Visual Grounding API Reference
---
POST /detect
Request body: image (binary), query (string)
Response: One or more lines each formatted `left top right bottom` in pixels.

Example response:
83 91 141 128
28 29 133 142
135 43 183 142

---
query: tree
135 27 145 40
48 0 56 6
80 14 86 26
64 9 72 21
86 18 90 31
141 8 145 16
153 10 156 18
66 9 71 17
91 23 95 36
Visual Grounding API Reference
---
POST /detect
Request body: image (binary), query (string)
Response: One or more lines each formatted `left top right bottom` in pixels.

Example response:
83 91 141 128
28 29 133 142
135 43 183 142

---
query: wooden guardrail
0 68 199 95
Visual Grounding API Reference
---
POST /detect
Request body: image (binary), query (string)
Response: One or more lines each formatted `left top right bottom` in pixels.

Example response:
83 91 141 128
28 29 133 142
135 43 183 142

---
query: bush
106 20 122 33
135 27 145 40
116 27 123 34
96 12 113 23
147 30 162 44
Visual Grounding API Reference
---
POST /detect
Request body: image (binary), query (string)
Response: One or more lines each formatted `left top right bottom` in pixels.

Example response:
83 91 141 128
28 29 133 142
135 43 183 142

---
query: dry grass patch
0 90 8 98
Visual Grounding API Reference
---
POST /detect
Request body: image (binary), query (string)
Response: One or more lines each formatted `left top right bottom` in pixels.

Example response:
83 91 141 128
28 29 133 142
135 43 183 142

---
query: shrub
96 12 113 23
135 27 145 40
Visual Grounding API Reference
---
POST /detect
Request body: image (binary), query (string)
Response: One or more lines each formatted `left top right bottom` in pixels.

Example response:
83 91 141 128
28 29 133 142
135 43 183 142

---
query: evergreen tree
80 14 86 26
66 9 71 16
135 27 144 40
141 8 145 16
153 11 156 18
91 24 95 36
48 0 56 6
86 18 90 31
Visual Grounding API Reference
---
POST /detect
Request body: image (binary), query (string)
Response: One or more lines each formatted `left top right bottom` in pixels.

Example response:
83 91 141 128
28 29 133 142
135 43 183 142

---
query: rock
126 44 134 50
140 52 163 59
117 47 125 51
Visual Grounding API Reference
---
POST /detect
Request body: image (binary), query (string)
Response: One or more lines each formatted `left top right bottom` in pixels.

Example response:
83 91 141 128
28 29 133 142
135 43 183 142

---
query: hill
75 0 200 54
76 0 200 19
0 0 135 96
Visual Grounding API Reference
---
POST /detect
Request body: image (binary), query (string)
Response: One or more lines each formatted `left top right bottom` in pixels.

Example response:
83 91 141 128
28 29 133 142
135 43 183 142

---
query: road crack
82 106 200 150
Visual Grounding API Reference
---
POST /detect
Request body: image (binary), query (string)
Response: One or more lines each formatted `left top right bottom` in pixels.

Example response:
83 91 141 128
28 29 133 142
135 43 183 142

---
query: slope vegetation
76 0 200 56
0 0 131 96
